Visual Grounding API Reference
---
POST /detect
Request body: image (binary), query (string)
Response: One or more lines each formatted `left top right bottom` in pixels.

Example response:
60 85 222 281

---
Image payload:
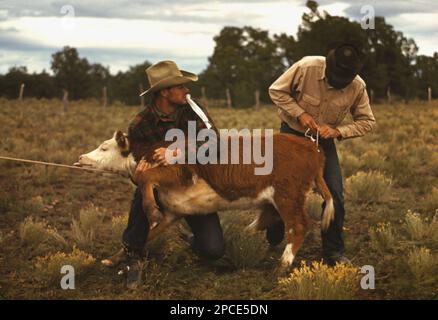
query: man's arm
269 63 306 119
336 87 376 140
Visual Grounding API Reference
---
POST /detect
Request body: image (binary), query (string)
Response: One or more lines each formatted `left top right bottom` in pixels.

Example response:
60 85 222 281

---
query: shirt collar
150 103 180 124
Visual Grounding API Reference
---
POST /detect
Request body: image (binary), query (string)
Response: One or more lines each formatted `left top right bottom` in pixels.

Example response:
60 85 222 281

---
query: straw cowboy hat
139 60 198 97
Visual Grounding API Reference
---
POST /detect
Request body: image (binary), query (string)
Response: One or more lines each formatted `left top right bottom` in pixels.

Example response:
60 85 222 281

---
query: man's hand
153 147 181 166
133 160 152 183
298 112 319 133
318 124 342 139
152 147 170 166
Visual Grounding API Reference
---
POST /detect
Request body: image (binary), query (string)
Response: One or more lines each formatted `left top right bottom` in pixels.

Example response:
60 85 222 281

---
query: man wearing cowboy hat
104 60 225 289
269 42 376 266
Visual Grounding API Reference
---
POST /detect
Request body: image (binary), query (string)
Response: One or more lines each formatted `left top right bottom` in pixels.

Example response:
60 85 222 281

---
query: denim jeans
122 187 225 260
267 122 346 258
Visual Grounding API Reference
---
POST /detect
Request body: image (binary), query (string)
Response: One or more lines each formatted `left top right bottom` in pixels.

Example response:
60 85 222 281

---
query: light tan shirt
269 56 376 139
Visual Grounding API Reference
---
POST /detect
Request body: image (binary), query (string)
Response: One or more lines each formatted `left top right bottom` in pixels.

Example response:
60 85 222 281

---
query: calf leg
246 204 281 232
141 182 164 229
137 166 182 229
147 213 179 242
274 194 309 275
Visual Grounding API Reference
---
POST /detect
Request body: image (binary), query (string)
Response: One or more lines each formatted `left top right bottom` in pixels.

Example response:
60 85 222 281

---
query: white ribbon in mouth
186 94 212 129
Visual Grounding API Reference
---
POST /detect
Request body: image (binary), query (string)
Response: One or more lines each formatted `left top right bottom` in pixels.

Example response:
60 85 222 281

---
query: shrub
432 212 438 243
19 217 66 254
224 229 267 270
111 214 128 242
339 153 362 178
369 222 396 254
35 246 96 285
221 214 268 270
405 211 429 241
279 261 360 300
25 196 45 213
404 210 438 243
429 153 438 177
361 149 387 171
71 204 104 248
407 247 437 282
345 171 392 205
420 187 438 213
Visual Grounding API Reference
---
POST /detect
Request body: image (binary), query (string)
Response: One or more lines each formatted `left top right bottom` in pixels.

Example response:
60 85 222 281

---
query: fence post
226 88 232 109
254 90 260 109
102 86 108 108
387 86 391 104
18 83 25 101
201 86 209 110
63 89 69 112
428 86 432 103
370 88 374 104
139 83 145 108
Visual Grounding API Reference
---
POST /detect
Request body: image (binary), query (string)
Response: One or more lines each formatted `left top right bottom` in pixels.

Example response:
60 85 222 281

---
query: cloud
0 1 309 75
0 0 302 22
317 0 438 55
340 0 438 19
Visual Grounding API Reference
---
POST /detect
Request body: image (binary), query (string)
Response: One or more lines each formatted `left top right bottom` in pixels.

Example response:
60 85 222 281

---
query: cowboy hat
325 43 363 89
139 60 198 97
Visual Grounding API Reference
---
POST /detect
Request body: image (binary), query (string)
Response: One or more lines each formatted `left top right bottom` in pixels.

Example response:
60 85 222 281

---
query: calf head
75 130 136 175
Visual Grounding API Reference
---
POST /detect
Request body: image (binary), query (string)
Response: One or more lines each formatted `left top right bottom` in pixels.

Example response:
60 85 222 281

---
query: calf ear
115 130 129 151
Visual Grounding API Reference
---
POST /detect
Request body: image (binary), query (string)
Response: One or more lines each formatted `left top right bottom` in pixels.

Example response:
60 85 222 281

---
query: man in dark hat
102 60 225 289
269 43 376 266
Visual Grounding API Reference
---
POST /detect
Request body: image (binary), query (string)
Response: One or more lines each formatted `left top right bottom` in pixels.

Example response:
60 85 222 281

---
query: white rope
304 128 321 153
0 155 121 175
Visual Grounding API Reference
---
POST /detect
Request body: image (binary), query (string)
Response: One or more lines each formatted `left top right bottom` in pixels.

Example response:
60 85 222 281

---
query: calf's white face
75 131 135 174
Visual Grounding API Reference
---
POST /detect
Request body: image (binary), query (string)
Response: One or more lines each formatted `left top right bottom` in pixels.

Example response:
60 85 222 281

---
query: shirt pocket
299 93 320 117
326 97 350 126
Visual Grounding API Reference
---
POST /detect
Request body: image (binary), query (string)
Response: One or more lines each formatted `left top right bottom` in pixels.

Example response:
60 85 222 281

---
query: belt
280 122 306 137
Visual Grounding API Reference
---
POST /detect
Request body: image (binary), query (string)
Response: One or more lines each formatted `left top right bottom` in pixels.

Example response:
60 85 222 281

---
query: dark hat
326 43 363 89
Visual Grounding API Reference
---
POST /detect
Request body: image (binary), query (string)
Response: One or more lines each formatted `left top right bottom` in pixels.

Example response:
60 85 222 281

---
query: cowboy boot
105 245 144 290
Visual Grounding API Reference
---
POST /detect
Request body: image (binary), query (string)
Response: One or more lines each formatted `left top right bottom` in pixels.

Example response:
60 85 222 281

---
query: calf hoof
150 221 159 230
101 248 128 268
148 207 164 230
101 259 114 267
274 263 291 277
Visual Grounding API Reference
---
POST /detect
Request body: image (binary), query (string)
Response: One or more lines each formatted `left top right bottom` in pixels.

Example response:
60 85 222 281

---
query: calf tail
315 165 334 232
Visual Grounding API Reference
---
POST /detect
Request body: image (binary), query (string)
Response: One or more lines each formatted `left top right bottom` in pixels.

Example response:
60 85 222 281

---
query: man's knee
324 174 344 202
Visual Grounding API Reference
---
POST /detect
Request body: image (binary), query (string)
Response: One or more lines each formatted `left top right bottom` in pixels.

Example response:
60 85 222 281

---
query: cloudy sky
0 0 437 75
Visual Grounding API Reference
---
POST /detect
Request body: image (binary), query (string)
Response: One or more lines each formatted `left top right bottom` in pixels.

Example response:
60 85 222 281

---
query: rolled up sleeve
337 88 376 140
269 64 306 119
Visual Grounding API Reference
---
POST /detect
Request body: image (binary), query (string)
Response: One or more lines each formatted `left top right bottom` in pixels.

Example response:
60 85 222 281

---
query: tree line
1 1 437 107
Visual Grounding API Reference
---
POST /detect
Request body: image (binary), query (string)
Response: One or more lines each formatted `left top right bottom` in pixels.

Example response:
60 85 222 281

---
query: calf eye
101 146 108 151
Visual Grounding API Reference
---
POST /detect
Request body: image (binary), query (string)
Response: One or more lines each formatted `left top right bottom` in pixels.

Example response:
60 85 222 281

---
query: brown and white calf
76 131 334 273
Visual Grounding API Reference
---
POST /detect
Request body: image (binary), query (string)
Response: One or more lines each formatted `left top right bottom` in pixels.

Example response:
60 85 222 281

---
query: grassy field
0 98 437 299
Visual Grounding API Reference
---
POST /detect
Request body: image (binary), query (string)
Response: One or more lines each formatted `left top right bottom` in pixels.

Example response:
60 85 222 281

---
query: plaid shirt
128 100 217 155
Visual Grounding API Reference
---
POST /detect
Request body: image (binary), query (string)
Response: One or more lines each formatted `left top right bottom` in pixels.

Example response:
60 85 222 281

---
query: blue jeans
122 187 225 260
267 122 346 258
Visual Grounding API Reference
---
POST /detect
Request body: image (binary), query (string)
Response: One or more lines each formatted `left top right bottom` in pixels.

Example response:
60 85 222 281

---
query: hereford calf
76 131 334 274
